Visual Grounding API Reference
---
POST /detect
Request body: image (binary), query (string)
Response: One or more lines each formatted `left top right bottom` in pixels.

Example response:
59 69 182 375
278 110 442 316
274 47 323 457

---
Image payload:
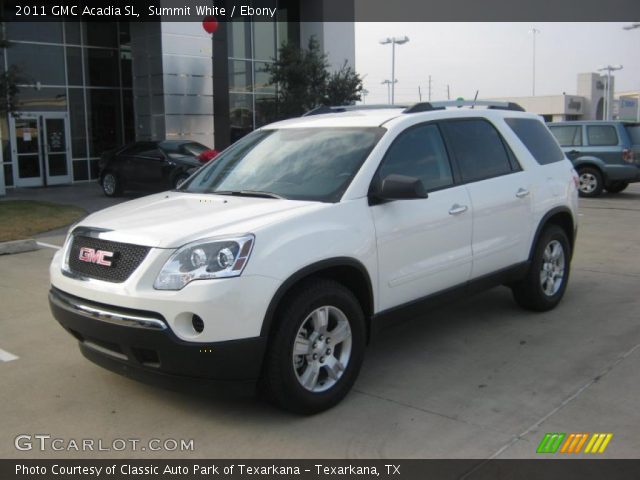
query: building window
84 48 120 87
5 22 63 43
86 89 122 158
7 43 65 85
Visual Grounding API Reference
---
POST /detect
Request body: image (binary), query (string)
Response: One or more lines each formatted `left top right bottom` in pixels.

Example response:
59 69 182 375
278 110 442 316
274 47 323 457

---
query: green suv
548 121 640 197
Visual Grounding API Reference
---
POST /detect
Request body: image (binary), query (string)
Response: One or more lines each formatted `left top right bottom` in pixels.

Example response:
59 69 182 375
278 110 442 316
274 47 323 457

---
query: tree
0 39 24 116
326 61 363 106
263 37 363 119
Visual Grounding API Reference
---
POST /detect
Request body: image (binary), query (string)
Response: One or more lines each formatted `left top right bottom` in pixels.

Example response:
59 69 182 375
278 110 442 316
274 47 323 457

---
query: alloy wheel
540 240 565 296
292 306 352 393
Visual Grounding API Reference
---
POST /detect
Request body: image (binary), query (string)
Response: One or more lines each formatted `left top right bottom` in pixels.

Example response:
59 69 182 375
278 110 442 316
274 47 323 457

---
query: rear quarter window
624 125 640 145
505 118 565 165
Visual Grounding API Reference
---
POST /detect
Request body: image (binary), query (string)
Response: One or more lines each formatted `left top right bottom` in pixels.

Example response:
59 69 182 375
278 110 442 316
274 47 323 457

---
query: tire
605 181 628 194
173 173 190 189
260 278 366 414
101 172 122 197
577 166 603 197
511 225 571 312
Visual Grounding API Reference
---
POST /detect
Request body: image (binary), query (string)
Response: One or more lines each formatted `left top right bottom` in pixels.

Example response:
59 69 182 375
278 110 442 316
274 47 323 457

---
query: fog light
192 314 204 333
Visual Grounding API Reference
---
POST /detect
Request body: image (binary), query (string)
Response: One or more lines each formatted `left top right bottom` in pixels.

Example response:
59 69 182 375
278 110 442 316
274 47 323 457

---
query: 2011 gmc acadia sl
49 101 579 413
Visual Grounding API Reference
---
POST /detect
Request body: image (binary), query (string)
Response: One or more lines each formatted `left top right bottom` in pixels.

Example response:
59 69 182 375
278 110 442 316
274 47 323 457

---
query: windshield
180 127 385 202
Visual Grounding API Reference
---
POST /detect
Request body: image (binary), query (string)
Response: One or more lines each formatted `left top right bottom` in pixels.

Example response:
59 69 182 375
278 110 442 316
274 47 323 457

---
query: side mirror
372 174 428 202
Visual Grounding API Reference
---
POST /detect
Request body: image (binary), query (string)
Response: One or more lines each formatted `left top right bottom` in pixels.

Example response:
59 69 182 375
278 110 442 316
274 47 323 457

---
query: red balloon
202 16 218 34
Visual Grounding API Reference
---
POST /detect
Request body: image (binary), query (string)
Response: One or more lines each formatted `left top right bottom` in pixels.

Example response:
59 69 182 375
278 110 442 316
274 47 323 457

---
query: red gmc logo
78 247 114 267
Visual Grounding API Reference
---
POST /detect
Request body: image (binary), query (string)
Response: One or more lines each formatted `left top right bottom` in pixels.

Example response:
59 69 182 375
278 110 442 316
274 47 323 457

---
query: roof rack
403 100 525 113
302 104 407 116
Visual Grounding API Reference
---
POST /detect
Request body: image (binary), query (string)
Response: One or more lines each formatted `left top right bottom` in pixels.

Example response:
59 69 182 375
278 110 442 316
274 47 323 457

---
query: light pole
530 27 540 96
379 36 409 105
598 65 623 120
381 80 396 104
622 23 640 121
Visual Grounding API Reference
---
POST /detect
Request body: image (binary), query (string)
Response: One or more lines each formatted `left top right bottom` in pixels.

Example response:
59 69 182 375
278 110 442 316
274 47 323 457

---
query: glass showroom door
9 112 72 187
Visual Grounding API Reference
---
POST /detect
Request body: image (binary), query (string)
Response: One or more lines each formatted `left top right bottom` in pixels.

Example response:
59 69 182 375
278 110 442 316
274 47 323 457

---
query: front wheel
511 225 571 312
260 279 366 414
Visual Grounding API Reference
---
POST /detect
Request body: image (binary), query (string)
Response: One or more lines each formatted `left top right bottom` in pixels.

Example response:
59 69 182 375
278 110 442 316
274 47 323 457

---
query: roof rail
302 104 406 116
404 100 525 113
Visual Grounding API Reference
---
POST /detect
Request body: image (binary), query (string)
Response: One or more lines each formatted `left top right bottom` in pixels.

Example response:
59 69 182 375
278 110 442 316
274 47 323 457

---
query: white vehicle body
49 102 578 412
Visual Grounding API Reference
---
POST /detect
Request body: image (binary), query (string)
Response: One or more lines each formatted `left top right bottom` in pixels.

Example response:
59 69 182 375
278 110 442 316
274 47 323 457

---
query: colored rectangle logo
537 433 612 454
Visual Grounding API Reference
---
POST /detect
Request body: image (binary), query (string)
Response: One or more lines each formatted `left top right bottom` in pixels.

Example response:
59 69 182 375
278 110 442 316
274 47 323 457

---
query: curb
0 239 39 255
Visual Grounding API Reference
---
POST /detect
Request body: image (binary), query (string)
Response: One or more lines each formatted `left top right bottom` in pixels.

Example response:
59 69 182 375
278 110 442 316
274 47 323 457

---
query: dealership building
0 5 355 193
490 72 639 123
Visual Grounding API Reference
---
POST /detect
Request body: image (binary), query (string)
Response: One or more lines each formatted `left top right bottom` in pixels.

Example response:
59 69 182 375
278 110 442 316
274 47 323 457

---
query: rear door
548 124 584 162
441 119 533 279
371 122 473 311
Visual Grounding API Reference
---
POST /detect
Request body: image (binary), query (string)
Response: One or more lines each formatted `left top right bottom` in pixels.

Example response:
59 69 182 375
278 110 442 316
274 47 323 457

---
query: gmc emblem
78 247 114 267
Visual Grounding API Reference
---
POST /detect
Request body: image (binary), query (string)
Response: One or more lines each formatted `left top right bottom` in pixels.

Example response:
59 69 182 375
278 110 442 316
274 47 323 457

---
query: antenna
471 90 479 109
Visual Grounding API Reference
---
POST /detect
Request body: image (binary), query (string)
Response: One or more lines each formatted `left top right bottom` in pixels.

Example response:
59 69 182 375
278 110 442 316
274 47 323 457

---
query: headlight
153 234 254 290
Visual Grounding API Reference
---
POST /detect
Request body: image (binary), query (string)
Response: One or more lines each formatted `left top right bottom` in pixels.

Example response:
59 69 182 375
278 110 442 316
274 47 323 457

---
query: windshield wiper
212 190 285 199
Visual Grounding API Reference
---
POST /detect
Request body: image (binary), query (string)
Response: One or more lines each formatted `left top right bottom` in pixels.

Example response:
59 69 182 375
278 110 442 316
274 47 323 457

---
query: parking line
36 242 61 250
0 348 19 362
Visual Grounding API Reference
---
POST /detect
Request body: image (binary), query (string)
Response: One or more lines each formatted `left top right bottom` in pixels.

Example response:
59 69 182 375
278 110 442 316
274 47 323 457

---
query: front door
371 122 473 312
9 112 72 187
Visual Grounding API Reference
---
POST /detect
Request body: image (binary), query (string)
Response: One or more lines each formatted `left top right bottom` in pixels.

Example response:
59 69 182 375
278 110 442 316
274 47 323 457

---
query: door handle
448 204 468 215
516 188 530 198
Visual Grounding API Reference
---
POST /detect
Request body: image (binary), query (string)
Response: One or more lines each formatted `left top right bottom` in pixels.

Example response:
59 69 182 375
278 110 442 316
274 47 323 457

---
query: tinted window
378 124 453 192
442 120 513 183
624 125 640 145
549 125 582 147
587 125 618 146
507 118 565 165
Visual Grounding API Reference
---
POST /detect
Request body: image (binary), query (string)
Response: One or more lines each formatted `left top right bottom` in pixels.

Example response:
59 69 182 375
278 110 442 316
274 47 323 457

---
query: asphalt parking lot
1 184 639 459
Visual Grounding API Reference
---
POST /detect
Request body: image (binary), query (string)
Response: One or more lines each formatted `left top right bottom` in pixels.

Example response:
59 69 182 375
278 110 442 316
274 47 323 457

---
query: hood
76 192 323 248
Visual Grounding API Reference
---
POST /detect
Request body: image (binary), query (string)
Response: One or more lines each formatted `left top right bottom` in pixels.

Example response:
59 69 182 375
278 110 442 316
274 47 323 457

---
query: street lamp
529 27 540 96
381 79 397 105
597 65 623 120
622 24 640 121
379 36 409 105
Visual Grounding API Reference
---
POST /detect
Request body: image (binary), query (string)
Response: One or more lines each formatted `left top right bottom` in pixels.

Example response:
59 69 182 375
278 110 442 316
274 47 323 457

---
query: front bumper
49 288 267 383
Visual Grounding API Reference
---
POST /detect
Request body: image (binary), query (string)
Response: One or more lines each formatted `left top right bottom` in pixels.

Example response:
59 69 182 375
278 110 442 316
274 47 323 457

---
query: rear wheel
173 172 190 189
101 172 122 197
260 279 366 414
606 181 628 194
511 225 571 312
577 167 603 197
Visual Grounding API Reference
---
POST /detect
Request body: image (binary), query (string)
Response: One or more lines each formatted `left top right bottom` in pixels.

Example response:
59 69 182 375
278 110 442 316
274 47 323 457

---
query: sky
355 23 640 104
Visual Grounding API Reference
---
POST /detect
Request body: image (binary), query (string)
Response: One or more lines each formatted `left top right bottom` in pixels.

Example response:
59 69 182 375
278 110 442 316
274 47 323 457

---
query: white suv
49 101 579 413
